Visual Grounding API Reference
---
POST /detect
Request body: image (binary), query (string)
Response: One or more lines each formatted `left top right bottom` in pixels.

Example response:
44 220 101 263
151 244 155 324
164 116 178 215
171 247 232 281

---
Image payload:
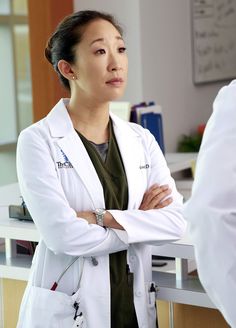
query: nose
108 53 122 72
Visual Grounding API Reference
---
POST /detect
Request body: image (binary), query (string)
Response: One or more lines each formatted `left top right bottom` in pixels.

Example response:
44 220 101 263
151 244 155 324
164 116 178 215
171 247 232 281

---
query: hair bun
45 40 53 64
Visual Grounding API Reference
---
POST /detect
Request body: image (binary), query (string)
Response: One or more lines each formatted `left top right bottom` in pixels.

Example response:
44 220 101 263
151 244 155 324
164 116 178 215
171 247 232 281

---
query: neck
67 96 110 144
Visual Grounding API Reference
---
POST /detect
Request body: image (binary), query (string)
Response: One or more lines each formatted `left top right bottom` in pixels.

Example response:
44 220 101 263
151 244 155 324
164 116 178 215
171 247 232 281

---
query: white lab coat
16 98 186 328
184 80 236 327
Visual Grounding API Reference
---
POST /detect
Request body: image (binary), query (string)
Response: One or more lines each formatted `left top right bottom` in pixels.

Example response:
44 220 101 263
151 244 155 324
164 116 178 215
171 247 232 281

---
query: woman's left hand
139 184 173 210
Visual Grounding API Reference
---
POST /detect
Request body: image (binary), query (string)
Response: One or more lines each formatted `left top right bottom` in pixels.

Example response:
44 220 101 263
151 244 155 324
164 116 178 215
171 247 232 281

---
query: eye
118 47 126 53
95 49 106 55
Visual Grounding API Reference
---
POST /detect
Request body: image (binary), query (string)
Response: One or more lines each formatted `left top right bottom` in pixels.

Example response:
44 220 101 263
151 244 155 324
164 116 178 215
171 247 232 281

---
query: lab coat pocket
20 285 85 328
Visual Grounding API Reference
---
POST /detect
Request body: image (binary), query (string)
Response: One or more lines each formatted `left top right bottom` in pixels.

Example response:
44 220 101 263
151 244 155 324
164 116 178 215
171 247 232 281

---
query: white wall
74 0 143 104
74 0 229 151
139 0 226 151
0 151 17 187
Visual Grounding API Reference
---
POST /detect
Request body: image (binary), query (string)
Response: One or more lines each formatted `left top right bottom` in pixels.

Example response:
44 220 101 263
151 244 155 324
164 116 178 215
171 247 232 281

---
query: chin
107 89 125 102
109 94 123 102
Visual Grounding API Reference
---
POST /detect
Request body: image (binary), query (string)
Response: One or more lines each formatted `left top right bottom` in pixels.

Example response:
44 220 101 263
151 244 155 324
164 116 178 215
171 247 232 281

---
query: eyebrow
89 36 124 46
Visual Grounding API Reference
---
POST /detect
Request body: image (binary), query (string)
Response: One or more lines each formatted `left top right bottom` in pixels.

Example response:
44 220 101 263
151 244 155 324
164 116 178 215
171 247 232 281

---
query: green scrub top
76 120 138 328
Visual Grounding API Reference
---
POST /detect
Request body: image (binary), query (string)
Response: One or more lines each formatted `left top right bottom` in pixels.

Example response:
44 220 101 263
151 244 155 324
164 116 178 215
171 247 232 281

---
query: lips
106 77 124 86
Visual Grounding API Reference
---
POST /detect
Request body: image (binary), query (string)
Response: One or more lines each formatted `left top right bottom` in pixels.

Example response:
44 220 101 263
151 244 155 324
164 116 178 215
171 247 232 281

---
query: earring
72 76 76 80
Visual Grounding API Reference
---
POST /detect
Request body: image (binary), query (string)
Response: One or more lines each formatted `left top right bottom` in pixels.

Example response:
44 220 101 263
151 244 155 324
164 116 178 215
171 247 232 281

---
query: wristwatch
94 208 106 227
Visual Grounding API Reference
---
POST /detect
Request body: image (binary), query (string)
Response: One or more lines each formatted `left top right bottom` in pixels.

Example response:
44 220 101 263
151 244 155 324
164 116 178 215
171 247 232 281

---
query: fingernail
161 185 168 189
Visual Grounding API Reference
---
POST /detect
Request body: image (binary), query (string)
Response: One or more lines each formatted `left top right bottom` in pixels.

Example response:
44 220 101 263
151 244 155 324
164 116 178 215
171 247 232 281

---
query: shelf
0 217 39 242
166 152 198 174
153 271 216 309
0 206 39 282
152 259 176 273
0 207 39 242
152 259 196 274
152 237 195 260
0 253 32 281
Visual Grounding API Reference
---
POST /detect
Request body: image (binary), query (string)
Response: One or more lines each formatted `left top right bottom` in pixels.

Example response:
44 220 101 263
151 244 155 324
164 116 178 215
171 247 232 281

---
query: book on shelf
130 102 147 123
131 102 165 154
141 111 165 154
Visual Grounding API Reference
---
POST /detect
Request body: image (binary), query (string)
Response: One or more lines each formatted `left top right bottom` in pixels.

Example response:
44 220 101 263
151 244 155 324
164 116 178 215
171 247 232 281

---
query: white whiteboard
192 0 236 83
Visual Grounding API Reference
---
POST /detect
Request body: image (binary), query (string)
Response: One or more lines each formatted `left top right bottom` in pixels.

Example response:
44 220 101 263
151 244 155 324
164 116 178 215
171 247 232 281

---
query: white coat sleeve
183 80 236 327
16 128 128 257
109 129 187 245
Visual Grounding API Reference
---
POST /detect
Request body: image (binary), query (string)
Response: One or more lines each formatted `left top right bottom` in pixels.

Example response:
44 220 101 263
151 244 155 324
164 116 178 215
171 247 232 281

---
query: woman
16 10 186 328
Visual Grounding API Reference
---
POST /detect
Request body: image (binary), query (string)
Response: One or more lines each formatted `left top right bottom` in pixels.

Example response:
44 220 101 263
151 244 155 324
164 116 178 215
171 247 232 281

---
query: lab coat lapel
47 99 105 208
57 133 105 208
110 113 145 209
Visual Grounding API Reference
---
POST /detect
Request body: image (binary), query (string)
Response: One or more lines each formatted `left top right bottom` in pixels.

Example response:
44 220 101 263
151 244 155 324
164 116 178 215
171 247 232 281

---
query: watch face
96 208 106 215
94 208 106 227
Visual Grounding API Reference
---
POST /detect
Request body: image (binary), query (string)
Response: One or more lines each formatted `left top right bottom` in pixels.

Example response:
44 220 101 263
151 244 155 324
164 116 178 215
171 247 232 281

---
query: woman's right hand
139 184 173 210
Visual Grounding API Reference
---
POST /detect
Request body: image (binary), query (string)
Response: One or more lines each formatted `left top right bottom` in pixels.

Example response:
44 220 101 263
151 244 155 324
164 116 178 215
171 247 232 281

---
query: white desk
152 236 216 309
0 207 39 281
165 152 198 174
0 207 39 242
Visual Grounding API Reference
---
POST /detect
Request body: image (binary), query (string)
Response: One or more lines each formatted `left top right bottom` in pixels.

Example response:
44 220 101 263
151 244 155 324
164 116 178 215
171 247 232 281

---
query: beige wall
157 301 229 328
2 279 26 328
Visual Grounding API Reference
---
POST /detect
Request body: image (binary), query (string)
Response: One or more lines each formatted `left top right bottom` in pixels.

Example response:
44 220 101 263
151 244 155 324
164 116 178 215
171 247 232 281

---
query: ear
57 60 77 80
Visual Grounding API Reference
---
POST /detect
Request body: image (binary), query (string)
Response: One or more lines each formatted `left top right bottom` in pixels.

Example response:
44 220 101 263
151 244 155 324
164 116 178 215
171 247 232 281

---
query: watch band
94 208 106 227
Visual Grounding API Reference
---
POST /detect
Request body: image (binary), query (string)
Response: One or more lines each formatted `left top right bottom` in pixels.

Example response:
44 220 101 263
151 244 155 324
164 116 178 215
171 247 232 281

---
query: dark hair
45 10 123 90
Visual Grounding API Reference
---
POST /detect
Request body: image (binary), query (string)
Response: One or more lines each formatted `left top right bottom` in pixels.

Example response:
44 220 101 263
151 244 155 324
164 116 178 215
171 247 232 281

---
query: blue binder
140 112 165 154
